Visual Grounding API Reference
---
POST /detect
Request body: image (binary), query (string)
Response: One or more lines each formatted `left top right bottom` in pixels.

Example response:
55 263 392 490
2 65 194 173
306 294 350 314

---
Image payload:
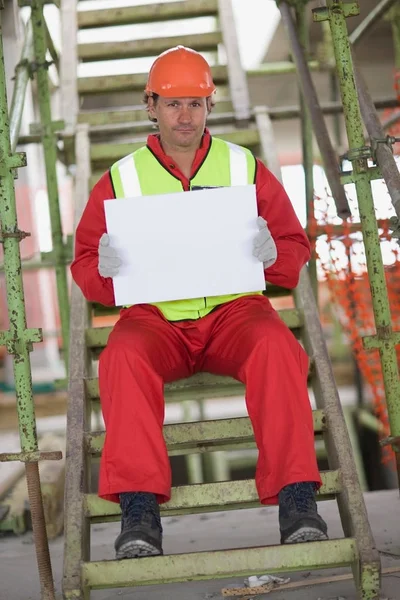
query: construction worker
71 46 328 560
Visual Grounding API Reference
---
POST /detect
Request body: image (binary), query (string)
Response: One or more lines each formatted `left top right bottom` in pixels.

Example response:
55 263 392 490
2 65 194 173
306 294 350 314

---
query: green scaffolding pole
0 8 60 599
315 0 400 482
386 5 400 69
9 19 34 153
29 1 70 372
295 3 317 298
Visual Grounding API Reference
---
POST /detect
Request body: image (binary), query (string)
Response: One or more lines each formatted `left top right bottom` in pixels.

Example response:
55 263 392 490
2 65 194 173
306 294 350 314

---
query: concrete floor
0 490 399 600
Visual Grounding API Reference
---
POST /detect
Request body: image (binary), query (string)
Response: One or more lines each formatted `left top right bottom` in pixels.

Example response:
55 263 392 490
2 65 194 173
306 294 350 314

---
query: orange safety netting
311 200 400 464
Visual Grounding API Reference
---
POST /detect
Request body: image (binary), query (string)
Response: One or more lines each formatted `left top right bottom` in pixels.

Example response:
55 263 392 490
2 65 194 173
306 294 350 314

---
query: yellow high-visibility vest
110 137 263 321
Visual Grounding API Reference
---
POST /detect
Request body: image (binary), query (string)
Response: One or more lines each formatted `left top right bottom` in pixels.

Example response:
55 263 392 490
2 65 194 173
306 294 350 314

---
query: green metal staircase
71 0 281 184
62 1 381 598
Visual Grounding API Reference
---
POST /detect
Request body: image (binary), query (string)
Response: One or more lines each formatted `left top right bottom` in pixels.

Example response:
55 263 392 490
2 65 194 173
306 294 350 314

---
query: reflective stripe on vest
110 137 263 321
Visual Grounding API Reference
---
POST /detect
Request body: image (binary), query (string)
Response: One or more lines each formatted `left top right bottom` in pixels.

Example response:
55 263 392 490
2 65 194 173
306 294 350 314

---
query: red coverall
71 129 322 505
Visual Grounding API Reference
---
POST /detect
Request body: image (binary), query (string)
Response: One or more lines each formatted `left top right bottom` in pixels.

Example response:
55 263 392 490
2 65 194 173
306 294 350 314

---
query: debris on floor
222 574 290 596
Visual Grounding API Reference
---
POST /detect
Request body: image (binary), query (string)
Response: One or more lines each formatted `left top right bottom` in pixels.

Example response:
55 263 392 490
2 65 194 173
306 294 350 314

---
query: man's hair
143 92 215 123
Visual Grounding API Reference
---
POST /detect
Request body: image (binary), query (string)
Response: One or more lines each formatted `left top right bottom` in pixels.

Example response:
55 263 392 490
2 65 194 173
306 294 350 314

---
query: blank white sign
104 185 265 307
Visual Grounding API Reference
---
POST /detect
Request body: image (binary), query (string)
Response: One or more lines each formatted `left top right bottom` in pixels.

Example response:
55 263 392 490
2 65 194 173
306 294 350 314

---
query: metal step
78 100 234 127
90 127 261 167
78 31 222 62
85 309 302 351
84 471 341 520
86 112 241 139
78 65 228 95
82 538 357 589
86 372 245 402
78 0 219 30
85 353 315 404
86 410 327 456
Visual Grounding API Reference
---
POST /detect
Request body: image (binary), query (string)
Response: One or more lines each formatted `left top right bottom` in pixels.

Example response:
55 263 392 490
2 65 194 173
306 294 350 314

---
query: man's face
148 96 209 150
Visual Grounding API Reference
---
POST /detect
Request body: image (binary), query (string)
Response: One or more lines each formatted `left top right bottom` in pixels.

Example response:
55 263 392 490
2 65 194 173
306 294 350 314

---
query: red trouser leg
199 295 322 505
98 305 193 504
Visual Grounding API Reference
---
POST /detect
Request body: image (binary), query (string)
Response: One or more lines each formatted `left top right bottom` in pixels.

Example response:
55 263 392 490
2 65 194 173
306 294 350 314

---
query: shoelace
280 482 317 515
120 492 162 531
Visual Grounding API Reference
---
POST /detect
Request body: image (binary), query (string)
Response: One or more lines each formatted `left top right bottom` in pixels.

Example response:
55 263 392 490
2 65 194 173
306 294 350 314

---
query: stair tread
86 410 326 455
78 99 234 127
78 31 222 62
82 538 357 588
89 127 260 164
78 0 219 29
78 65 228 95
86 113 244 139
84 470 341 519
85 308 302 350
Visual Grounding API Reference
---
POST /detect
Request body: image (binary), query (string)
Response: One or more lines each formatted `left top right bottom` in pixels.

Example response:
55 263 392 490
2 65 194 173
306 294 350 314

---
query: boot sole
116 539 163 559
283 526 329 544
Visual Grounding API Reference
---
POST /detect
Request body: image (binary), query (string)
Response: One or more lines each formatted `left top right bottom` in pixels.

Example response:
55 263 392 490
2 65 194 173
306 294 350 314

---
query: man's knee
101 327 157 364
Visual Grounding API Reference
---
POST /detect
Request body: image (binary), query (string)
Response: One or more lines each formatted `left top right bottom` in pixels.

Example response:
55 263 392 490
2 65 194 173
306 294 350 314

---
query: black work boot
278 482 328 544
115 492 163 559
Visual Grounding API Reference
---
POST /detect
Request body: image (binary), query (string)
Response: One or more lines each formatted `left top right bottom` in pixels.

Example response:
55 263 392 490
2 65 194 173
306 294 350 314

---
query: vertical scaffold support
295 2 317 297
314 0 400 485
30 0 70 371
0 6 61 599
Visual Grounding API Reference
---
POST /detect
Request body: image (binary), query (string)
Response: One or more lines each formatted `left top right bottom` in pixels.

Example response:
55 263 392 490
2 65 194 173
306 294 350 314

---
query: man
71 46 328 560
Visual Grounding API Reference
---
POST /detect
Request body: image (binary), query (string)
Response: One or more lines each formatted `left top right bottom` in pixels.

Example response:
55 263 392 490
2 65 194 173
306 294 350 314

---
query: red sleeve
70 171 116 306
255 159 310 289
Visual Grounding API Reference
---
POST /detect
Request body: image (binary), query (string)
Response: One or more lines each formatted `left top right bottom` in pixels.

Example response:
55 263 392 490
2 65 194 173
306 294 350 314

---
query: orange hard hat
145 46 216 97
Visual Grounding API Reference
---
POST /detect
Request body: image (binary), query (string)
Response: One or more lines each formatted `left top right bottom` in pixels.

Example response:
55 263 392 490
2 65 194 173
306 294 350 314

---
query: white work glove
252 216 277 269
98 233 122 278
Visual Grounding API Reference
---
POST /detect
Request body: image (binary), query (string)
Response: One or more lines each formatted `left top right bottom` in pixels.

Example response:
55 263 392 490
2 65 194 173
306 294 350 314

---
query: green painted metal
0 8 57 598
82 538 357 589
84 470 341 520
296 267 381 599
85 358 313 403
343 407 368 491
349 0 398 46
78 31 222 62
84 309 303 349
86 410 326 456
90 128 261 165
9 20 34 152
0 30 37 458
296 4 317 298
279 1 351 219
30 0 70 371
386 6 400 68
182 400 205 484
356 408 386 434
91 372 246 403
78 0 218 29
79 97 399 130
321 0 400 482
78 65 228 95
43 15 59 73
247 59 323 76
62 0 387 596
79 101 234 128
